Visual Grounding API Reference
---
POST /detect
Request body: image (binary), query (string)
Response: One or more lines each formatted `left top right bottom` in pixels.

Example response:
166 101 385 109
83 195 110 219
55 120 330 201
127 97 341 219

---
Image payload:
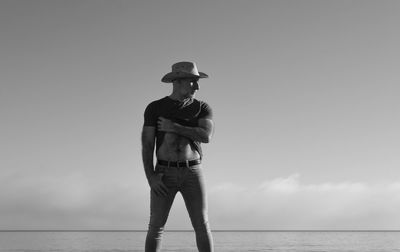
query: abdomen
157 132 200 160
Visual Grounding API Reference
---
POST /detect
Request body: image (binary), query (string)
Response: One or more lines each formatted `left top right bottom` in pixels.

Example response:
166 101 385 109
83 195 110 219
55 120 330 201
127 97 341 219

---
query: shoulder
145 97 169 111
196 99 213 111
146 96 169 107
193 98 212 109
193 99 213 119
143 97 169 126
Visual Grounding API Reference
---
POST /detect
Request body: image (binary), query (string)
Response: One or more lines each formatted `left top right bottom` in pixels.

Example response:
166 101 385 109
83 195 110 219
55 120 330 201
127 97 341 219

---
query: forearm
142 145 155 183
172 123 211 143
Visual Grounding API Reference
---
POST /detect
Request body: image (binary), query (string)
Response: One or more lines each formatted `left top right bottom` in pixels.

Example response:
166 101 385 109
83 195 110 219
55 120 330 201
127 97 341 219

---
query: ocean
0 231 399 252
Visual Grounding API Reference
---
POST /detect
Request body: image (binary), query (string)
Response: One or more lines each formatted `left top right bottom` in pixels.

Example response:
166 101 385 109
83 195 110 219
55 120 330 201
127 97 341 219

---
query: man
142 61 214 252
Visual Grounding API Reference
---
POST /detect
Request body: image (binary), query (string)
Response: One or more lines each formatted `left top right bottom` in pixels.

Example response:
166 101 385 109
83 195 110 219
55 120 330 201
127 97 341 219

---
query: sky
1 0 400 230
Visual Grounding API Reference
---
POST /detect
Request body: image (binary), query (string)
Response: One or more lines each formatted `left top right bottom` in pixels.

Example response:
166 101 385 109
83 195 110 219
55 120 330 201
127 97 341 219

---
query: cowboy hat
161 61 208 83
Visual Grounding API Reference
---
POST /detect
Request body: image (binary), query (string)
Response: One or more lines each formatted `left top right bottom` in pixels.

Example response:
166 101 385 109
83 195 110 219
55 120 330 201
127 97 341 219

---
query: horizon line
1 229 400 232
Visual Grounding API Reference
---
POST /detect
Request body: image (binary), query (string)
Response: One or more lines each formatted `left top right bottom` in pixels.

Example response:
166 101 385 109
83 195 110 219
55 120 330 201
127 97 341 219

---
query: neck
169 93 191 102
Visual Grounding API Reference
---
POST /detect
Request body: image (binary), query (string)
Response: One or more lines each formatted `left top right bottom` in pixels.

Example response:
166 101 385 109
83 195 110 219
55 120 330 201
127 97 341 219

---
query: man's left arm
158 117 214 143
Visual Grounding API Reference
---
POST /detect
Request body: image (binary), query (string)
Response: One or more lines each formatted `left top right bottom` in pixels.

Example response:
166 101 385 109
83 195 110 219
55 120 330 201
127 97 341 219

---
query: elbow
197 128 213 143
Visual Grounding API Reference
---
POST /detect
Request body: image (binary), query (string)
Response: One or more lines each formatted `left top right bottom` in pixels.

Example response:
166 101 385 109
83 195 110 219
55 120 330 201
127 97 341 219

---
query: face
177 78 200 98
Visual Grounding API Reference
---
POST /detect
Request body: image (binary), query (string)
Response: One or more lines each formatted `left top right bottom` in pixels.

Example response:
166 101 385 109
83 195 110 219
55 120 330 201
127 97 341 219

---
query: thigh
149 167 178 227
149 188 177 226
180 165 208 220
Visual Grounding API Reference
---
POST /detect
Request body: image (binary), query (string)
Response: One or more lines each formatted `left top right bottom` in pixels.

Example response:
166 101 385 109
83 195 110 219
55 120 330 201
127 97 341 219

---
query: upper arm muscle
142 126 156 148
198 118 214 136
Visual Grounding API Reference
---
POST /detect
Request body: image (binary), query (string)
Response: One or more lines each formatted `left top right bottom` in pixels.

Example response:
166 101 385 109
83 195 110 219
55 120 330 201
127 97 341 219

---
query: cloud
259 173 368 194
0 170 149 229
259 173 301 193
208 174 400 230
2 171 400 230
209 182 246 193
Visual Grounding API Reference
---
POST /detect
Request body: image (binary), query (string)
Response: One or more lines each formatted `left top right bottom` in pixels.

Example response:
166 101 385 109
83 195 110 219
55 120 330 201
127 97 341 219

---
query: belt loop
167 160 171 168
185 160 189 168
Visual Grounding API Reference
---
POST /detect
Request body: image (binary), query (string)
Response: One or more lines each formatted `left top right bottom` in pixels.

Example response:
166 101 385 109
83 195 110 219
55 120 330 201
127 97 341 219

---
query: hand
157 117 176 133
149 173 169 197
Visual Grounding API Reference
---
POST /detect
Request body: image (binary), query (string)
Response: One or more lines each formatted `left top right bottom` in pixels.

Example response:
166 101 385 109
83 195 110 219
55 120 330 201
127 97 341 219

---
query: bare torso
156 132 200 161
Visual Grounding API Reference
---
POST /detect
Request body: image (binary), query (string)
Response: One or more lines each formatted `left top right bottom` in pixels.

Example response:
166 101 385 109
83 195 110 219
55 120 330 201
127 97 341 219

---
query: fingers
157 117 165 124
157 183 169 197
151 176 169 197
157 117 173 132
157 117 165 131
157 120 163 131
153 185 168 197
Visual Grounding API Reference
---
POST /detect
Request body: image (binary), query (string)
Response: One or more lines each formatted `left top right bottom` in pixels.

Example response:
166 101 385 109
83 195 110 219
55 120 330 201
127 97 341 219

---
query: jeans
145 163 214 252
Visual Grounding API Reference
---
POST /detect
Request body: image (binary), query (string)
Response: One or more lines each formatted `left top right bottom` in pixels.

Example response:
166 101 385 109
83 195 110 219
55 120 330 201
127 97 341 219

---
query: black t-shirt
143 96 213 158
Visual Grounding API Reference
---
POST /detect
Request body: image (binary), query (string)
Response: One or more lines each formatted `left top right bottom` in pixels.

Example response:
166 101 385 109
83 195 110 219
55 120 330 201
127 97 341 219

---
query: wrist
147 173 156 182
171 122 180 133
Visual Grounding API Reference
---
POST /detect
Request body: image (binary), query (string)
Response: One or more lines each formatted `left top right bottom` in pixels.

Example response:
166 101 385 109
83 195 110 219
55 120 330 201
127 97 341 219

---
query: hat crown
161 61 208 83
171 62 200 76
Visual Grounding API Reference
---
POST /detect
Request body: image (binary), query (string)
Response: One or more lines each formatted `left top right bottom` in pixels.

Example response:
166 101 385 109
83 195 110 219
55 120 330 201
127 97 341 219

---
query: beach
1 231 400 251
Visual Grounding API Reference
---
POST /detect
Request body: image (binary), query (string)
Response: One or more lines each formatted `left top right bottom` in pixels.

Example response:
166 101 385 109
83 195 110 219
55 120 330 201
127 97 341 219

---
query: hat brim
161 72 208 83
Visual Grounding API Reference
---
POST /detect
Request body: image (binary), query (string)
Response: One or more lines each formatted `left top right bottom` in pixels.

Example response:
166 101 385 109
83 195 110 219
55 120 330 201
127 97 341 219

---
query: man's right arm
141 126 156 182
141 126 168 196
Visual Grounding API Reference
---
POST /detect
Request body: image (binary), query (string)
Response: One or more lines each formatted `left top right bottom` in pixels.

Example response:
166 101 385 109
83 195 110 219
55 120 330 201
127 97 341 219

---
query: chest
158 102 201 127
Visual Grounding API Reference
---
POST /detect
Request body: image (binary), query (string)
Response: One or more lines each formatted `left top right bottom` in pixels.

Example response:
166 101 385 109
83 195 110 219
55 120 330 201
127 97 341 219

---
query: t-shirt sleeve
143 102 158 127
198 101 213 120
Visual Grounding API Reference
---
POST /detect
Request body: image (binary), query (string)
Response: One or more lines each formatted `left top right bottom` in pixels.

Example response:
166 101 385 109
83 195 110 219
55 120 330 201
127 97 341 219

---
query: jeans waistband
157 158 201 168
